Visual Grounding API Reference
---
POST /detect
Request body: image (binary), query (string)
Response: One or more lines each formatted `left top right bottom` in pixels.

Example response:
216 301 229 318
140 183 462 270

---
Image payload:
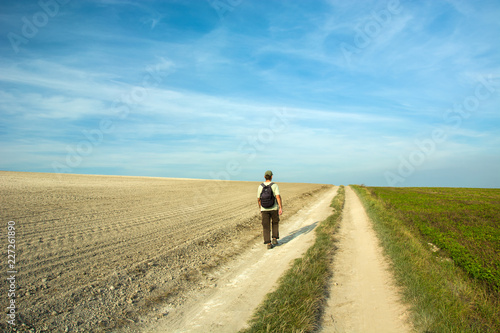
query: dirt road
143 186 339 333
320 186 412 332
1 172 412 332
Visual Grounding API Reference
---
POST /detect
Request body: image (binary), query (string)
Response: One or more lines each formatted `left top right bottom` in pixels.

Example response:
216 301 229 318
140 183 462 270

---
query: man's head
264 170 273 180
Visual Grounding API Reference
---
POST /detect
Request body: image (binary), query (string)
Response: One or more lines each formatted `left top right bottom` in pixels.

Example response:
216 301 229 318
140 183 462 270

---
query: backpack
260 182 275 208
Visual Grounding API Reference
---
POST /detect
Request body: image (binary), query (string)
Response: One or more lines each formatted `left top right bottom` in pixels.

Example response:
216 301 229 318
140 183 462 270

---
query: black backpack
260 182 275 208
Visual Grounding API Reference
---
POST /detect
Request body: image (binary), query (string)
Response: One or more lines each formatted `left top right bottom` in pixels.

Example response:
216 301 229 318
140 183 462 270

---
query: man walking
257 170 283 249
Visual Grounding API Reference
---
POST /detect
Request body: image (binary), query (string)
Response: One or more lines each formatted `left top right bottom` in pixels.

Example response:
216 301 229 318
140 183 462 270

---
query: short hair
265 175 272 180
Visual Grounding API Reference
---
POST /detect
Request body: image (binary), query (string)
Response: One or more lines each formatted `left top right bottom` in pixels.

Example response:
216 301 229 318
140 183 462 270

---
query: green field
366 187 500 293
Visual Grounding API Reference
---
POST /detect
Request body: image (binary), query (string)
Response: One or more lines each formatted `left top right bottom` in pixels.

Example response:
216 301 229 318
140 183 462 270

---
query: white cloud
1 91 107 120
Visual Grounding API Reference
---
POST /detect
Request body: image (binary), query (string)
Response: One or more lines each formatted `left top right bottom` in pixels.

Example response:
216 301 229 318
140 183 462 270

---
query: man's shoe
267 243 273 249
272 238 278 245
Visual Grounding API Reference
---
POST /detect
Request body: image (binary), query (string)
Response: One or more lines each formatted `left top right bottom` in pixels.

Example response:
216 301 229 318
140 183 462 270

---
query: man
257 170 283 249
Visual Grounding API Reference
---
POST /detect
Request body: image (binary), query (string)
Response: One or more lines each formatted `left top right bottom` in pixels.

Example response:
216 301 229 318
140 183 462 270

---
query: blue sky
1 0 499 187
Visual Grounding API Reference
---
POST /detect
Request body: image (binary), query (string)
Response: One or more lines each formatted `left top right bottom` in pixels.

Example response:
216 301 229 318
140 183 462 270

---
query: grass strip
240 185 345 333
351 185 500 332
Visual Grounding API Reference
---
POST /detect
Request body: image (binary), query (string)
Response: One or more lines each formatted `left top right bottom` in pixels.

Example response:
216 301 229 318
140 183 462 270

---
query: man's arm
276 195 283 215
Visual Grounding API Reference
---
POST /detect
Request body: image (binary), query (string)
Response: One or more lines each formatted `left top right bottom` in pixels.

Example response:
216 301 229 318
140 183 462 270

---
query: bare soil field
0 171 332 332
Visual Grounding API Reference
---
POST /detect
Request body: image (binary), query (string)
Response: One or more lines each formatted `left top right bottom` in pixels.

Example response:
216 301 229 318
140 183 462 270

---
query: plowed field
0 171 332 332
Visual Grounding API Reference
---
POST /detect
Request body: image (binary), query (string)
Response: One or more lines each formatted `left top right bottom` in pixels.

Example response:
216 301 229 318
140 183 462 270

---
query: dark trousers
261 210 280 244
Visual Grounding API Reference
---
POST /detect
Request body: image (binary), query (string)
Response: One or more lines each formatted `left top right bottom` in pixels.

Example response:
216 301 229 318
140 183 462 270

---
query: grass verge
351 185 500 332
240 185 345 333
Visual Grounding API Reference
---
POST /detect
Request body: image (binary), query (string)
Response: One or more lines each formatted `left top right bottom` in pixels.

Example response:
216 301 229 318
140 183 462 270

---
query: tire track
320 186 411 332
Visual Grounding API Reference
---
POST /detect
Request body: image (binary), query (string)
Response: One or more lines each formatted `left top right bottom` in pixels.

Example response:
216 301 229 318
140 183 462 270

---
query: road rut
320 186 412 332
